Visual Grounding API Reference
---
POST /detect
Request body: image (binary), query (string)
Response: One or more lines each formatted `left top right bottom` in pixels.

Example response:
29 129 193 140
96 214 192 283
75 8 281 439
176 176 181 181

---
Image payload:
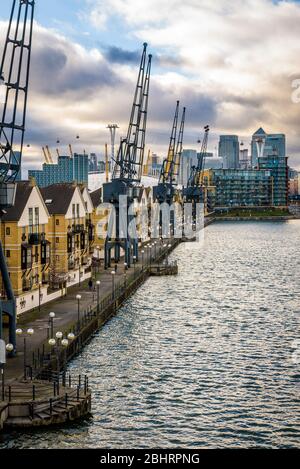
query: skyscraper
218 135 239 169
251 128 286 167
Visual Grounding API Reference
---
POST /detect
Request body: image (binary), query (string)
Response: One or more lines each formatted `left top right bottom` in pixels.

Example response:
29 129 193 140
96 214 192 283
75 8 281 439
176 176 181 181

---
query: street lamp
133 256 137 275
38 281 42 313
1 343 13 401
141 250 145 270
49 312 55 339
76 295 82 333
96 280 101 314
16 328 35 380
111 271 116 299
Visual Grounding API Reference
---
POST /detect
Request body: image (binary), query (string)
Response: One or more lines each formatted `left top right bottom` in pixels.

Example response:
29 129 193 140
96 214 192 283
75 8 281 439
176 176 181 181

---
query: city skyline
0 0 300 172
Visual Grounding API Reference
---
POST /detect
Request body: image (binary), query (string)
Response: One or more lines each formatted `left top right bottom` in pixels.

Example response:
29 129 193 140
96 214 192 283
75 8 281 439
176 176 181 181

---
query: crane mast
0 0 35 353
153 103 186 238
154 102 186 205
0 0 35 192
103 44 152 269
183 125 210 223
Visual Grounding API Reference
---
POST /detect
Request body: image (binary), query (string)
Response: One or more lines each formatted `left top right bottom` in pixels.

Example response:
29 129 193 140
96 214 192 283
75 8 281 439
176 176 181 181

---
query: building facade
258 155 289 207
1 180 52 315
209 169 273 209
28 153 89 187
251 128 286 167
218 135 240 169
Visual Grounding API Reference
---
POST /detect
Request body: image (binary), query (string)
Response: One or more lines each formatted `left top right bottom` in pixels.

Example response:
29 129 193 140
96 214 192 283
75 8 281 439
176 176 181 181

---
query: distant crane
153 101 186 234
103 43 152 269
0 0 35 352
183 125 210 220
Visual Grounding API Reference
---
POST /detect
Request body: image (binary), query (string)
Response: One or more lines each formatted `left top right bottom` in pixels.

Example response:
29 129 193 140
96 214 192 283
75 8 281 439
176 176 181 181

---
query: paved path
3 240 174 382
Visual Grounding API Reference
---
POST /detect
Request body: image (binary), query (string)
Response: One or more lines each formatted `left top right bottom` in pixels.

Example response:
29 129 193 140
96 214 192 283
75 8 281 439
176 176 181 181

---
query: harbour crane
0 0 35 352
153 101 186 234
103 43 152 269
183 125 210 220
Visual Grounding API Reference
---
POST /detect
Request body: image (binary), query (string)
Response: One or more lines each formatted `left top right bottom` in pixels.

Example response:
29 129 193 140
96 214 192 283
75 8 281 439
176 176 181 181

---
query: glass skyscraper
218 135 240 169
28 153 88 187
251 128 286 167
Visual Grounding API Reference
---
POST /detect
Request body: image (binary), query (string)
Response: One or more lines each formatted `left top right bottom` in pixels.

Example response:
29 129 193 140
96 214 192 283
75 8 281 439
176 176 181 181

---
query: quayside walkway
3 239 179 383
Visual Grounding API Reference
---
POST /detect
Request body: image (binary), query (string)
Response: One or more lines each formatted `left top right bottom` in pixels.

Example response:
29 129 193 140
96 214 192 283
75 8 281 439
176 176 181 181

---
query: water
1 221 300 449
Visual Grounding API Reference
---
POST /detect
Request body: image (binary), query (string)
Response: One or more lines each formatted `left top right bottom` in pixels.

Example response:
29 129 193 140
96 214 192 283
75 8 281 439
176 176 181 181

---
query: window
56 219 59 226
28 208 33 233
6 227 10 236
34 207 39 229
56 237 59 244
76 204 80 219
6 250 10 258
72 204 76 219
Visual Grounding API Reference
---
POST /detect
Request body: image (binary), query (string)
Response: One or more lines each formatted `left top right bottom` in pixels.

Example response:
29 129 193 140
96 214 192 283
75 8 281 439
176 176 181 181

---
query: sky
0 0 300 172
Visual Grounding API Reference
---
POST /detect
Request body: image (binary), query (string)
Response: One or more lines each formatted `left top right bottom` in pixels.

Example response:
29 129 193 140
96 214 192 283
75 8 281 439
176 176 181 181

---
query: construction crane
0 0 35 353
153 102 186 234
183 125 210 220
103 43 152 269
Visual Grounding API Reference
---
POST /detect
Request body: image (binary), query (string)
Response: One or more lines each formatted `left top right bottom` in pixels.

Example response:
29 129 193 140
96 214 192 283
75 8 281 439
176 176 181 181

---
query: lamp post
96 280 101 314
111 271 116 299
38 281 42 313
1 343 13 401
141 250 145 270
55 331 63 374
167 243 172 265
49 312 55 339
76 295 82 334
16 328 34 380
123 263 127 288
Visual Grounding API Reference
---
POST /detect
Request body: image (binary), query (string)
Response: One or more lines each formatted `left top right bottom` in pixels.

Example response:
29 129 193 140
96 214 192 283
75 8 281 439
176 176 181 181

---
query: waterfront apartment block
0 181 99 316
40 184 94 289
0 180 52 315
28 153 89 187
211 169 272 208
258 155 289 207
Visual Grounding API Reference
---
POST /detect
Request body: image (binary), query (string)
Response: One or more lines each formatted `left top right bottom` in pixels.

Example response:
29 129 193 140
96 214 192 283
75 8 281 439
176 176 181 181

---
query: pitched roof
2 181 34 222
40 183 77 214
253 127 267 136
90 188 102 208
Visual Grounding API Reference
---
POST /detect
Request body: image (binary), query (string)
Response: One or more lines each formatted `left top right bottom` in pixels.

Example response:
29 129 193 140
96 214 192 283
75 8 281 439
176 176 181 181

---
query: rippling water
1 221 300 449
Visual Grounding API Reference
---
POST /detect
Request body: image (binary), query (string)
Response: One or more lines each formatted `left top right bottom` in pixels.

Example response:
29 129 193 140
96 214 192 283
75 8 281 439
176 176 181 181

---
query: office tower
251 128 286 167
218 135 240 169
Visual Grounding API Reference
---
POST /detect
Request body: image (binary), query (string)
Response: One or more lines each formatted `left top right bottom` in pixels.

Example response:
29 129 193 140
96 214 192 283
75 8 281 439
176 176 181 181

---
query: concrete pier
0 376 91 430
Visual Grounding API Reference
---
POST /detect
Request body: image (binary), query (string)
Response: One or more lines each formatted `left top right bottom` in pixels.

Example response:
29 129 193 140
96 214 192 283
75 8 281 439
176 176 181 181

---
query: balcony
72 224 85 234
28 232 41 245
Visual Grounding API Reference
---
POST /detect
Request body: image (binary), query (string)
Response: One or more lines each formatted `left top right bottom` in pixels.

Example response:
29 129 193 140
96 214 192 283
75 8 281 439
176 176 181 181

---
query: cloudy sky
1 0 300 172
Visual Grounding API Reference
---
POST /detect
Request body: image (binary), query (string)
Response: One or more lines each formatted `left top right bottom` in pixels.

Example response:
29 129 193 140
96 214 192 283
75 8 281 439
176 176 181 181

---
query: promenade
3 240 176 382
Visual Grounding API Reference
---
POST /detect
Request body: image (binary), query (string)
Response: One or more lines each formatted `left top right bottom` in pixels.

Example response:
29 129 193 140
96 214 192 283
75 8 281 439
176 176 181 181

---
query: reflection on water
1 221 300 449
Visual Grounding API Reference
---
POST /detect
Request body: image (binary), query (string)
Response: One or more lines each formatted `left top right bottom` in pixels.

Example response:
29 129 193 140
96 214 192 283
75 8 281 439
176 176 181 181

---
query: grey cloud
104 46 141 64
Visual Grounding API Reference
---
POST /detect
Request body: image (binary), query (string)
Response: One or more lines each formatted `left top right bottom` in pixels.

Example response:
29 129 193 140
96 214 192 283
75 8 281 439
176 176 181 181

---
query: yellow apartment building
0 179 51 315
